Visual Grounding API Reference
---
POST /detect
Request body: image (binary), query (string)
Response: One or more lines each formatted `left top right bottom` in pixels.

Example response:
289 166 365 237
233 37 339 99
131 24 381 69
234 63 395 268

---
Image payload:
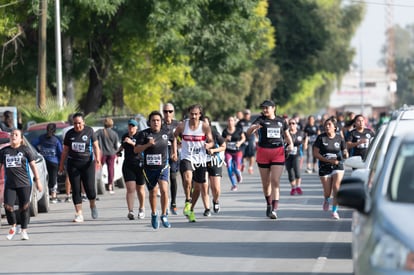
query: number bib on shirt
146 154 162 166
72 142 86 153
267 128 280 138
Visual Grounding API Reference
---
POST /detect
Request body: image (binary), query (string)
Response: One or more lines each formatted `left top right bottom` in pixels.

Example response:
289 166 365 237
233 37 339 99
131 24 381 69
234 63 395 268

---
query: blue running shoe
151 211 159 229
161 215 171 228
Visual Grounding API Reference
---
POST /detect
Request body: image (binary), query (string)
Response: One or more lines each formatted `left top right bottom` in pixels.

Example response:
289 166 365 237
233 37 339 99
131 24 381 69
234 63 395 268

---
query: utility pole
38 0 47 110
55 0 63 108
386 0 397 109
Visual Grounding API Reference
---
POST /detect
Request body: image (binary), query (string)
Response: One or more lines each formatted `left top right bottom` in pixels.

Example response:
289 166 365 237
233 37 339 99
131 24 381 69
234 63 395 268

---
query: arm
284 129 294 151
236 132 246 148
93 140 101 167
134 137 155 154
58 145 69 173
203 123 214 150
171 123 183 162
246 123 261 136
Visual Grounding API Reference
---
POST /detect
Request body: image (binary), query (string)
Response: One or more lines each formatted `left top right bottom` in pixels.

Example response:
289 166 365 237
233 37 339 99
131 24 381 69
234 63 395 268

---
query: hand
36 180 43 193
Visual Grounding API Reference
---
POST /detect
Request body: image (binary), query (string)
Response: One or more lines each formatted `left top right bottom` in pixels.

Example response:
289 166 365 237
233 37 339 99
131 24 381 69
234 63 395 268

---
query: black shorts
207 161 222 177
180 159 207 183
122 160 145 185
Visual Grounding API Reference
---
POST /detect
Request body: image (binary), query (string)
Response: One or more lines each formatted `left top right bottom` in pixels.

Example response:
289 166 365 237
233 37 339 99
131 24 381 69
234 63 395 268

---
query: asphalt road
0 166 353 275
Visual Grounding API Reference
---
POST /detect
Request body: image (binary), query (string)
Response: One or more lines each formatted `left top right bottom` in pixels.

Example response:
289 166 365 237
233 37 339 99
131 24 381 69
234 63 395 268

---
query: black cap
46 123 56 132
260 100 276 108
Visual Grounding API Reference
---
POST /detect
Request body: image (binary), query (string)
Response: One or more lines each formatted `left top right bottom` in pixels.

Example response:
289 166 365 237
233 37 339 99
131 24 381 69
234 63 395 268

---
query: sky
350 0 414 69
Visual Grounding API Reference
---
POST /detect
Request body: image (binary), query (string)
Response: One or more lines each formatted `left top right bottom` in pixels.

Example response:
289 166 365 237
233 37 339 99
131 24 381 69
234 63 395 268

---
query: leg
125 181 136 212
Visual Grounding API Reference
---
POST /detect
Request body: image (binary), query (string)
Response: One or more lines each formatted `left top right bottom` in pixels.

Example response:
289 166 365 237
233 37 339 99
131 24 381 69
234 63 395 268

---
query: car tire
96 179 105 195
38 185 50 213
115 177 125 189
29 189 39 217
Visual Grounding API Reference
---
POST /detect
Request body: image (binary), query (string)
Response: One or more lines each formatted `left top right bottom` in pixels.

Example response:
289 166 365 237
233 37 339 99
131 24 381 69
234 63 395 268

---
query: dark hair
324 116 338 130
147 110 163 126
72 112 84 120
187 104 203 115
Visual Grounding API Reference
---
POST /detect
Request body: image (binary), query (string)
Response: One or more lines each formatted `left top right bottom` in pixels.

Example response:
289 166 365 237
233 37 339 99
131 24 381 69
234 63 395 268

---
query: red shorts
256 146 285 166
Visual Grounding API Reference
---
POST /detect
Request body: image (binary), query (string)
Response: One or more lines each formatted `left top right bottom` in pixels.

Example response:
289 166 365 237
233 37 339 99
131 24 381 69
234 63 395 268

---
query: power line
349 0 414 8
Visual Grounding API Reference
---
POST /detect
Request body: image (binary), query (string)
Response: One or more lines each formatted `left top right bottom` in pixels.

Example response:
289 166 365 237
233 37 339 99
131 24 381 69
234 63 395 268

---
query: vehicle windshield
389 140 414 203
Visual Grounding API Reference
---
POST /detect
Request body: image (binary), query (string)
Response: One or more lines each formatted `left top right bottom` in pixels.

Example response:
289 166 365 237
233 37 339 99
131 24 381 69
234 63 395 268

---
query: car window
389 141 414 203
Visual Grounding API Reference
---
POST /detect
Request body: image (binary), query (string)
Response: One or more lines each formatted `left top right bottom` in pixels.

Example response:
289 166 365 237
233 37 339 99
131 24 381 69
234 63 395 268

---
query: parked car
0 131 49 217
110 114 148 140
337 134 414 274
344 106 414 184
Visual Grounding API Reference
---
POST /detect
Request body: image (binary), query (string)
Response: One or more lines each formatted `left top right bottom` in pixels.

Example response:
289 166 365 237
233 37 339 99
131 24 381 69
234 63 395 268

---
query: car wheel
96 179 105 195
115 177 125 189
38 185 50 213
29 189 39 217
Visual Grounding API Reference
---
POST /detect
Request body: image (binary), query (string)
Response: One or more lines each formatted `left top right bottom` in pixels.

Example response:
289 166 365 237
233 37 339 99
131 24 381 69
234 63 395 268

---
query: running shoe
138 208 145 219
248 166 254 175
236 173 243 183
332 212 340 220
230 185 238 191
266 205 272 217
82 195 88 202
91 207 98 219
323 199 329 211
160 215 171 228
269 210 278 219
305 168 312 174
21 231 29 240
290 188 296 196
50 197 59 204
296 187 303 195
65 196 72 203
151 212 159 229
203 209 211 217
188 211 196 222
109 190 115 195
73 214 84 223
213 201 220 213
170 206 178 215
183 202 192 216
127 211 135 220
6 227 16 240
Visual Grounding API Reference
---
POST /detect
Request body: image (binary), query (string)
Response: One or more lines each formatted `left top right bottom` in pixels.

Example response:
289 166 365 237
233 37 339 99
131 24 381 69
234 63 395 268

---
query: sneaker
332 212 340 220
50 197 59 204
73 214 84 223
6 227 16 240
236 173 243 183
109 190 115 195
151 212 159 229
266 205 272 217
269 210 278 219
290 188 296 196
305 168 312 174
170 206 178 215
127 211 135 220
160 215 171 228
65 196 72 203
183 202 192 216
296 187 303 195
188 210 196 222
138 208 145 219
323 199 329 211
213 201 220 213
82 195 88 202
21 231 29 240
203 209 211 217
230 185 238 191
248 166 254 175
91 207 98 219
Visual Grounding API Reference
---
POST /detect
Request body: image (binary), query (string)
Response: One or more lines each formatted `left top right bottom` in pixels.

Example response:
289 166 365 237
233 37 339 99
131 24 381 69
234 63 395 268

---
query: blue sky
351 0 414 69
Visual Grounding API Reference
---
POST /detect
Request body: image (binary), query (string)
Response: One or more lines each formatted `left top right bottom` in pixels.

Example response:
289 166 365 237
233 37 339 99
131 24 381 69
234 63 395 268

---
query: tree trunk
81 67 103 115
62 35 75 103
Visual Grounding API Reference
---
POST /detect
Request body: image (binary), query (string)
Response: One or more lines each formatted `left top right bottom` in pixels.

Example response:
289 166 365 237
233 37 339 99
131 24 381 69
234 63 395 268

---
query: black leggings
285 155 301 182
4 186 31 229
67 159 96 204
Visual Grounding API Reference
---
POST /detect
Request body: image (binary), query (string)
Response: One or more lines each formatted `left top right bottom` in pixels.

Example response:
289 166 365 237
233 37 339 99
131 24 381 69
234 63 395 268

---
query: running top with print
0 145 36 188
121 132 141 163
136 127 172 170
63 126 97 161
314 133 346 166
180 119 207 164
252 115 288 148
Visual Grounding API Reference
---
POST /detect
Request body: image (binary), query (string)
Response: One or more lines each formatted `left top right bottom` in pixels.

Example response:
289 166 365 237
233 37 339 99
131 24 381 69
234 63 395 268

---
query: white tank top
180 119 207 164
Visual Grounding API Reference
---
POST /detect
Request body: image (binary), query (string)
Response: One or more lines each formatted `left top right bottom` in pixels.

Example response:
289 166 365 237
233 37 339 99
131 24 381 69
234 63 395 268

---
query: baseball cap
260 99 276 108
128 119 138 127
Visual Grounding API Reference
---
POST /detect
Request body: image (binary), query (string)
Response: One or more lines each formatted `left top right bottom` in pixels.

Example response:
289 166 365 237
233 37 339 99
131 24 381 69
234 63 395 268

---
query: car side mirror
337 177 367 213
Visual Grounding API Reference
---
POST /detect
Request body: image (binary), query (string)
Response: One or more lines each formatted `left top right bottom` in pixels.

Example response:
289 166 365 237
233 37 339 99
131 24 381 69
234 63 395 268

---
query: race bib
146 154 162 166
226 142 238 151
267 128 280 138
5 155 22 168
289 146 298 155
72 142 86 153
189 146 201 155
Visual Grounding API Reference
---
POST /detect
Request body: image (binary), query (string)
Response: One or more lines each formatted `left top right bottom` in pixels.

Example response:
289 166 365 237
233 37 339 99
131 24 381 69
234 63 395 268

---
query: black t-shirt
121 132 141 163
222 127 244 152
136 127 172 170
63 126 97 161
346 128 375 159
252 115 288 148
314 133 346 167
0 145 36 188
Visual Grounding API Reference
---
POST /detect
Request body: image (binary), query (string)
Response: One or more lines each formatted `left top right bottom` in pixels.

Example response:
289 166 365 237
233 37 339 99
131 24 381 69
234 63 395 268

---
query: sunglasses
163 110 174 113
